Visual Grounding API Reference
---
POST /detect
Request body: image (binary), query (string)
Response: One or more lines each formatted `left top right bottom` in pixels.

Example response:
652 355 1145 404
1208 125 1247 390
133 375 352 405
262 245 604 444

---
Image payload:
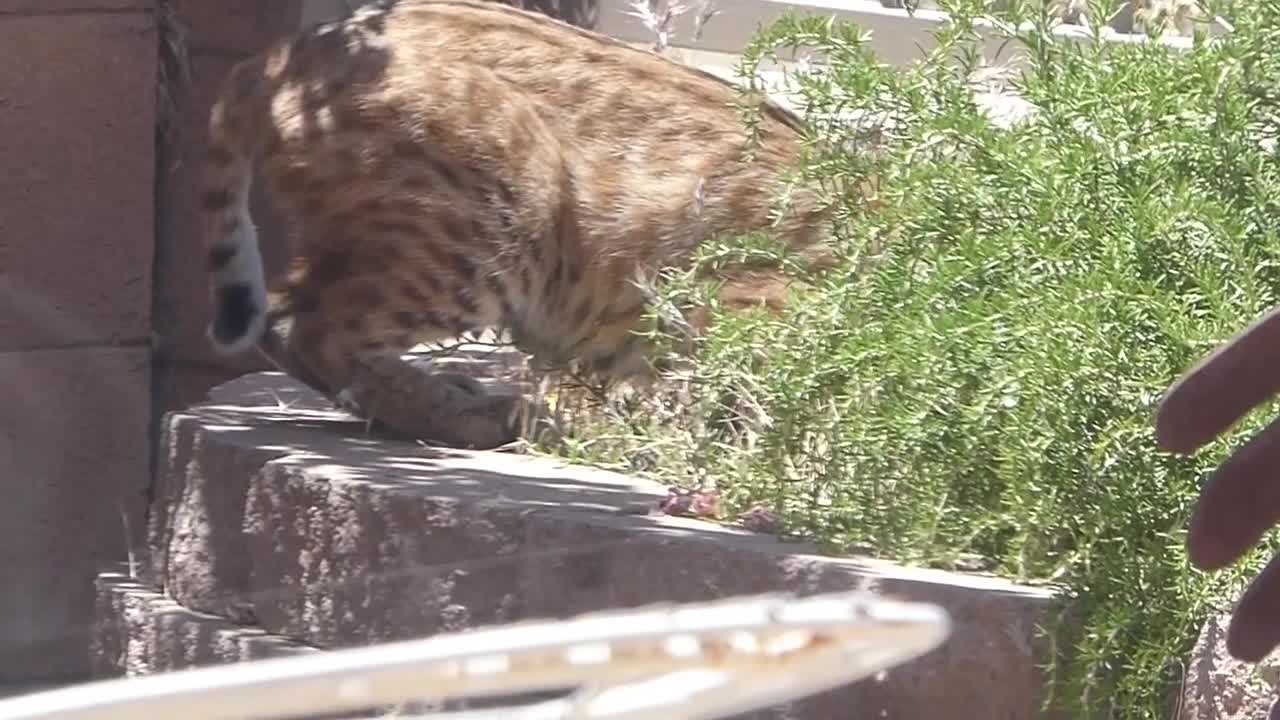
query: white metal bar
596 0 1232 66
0 591 949 720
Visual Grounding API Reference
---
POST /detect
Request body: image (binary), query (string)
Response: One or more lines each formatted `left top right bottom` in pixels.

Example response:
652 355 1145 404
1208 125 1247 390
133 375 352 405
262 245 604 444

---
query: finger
1188 415 1280 570
1156 306 1280 454
1228 552 1280 662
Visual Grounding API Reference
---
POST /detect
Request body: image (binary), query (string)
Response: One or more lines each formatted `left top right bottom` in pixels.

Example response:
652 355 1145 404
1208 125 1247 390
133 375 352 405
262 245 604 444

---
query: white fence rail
0 591 949 720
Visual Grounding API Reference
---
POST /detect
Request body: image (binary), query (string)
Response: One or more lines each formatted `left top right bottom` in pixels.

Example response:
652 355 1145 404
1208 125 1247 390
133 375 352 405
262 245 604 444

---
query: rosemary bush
546 0 1280 715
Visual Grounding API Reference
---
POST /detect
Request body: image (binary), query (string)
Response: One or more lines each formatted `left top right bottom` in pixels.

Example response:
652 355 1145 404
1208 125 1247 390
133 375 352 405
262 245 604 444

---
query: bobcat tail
201 57 274 355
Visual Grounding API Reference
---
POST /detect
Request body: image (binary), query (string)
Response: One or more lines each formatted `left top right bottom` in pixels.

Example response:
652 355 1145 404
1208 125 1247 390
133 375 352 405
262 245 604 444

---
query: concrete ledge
140 371 1063 718
91 568 317 680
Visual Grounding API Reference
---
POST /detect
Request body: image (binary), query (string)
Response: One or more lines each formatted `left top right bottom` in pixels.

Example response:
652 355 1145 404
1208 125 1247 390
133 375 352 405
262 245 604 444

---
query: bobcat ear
1156 305 1280 454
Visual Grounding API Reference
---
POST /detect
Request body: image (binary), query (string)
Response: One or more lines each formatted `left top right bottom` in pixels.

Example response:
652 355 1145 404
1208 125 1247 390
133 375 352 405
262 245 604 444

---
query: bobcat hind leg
260 272 523 450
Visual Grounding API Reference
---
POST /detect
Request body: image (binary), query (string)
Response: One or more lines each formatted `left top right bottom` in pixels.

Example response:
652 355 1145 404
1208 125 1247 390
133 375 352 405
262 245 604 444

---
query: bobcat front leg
261 299 523 450
335 352 523 450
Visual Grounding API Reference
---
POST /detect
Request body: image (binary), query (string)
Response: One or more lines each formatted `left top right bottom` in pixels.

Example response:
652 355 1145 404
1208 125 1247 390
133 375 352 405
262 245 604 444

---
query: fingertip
1154 358 1237 456
1154 400 1202 455
1187 419 1280 577
1186 532 1236 572
1226 557 1280 664
1227 611 1278 664
1155 307 1280 455
1186 494 1251 571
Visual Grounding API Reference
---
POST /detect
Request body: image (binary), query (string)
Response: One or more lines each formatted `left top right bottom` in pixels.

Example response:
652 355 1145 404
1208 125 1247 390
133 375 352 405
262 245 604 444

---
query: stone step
102 371 1062 719
88 572 559 718
91 569 318 678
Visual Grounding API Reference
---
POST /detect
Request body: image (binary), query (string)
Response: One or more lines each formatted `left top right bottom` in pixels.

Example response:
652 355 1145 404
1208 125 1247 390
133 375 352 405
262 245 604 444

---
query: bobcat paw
333 386 367 417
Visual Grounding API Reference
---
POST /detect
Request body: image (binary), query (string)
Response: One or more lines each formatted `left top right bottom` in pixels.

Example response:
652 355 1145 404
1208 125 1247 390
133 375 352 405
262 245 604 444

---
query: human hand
1157 306 1280 702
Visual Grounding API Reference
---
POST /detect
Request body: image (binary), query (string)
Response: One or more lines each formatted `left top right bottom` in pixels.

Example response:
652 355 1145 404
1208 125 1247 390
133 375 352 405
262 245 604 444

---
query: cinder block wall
0 0 157 686
0 0 300 689
0 0 605 691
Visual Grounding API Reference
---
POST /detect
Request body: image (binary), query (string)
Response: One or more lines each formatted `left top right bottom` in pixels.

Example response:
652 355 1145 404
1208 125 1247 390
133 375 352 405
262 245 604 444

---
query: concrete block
300 0 357 27
1178 611 1280 720
0 348 150 683
90 568 532 718
174 0 300 56
0 13 155 350
92 568 317 680
157 362 248 417
148 371 1064 719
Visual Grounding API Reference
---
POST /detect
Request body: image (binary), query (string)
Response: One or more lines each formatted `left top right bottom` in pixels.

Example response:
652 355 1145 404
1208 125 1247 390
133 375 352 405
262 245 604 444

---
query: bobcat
201 0 832 448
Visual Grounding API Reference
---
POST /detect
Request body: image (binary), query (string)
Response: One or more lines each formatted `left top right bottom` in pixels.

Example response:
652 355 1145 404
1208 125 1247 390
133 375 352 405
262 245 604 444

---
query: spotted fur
201 0 831 447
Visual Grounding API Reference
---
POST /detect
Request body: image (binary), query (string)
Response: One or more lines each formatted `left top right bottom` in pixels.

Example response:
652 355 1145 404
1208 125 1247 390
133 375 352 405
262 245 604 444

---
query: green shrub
544 1 1280 716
